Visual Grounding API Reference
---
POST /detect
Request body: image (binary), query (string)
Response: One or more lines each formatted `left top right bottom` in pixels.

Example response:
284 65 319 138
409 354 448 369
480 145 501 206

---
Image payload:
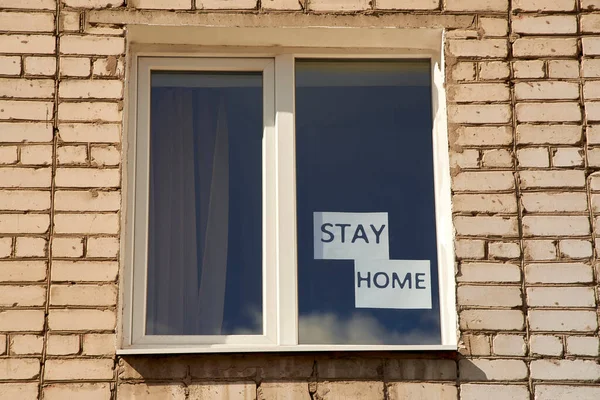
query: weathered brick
526 263 593 283
58 102 122 122
583 37 600 55
63 0 125 7
50 284 117 306
548 60 579 79
458 262 521 283
258 382 309 400
518 125 581 145
517 148 549 167
0 78 54 98
21 145 52 166
57 145 88 165
448 39 508 58
189 382 257 399
513 38 577 57
0 56 20 75
0 122 52 143
453 193 517 213
90 145 120 166
531 335 562 356
60 58 91 77
531 360 600 380
454 216 518 236
461 384 529 400
0 261 46 282
10 334 43 355
515 81 579 100
529 310 598 332
52 237 84 258
488 242 520 259
47 334 79 355
0 100 54 121
118 383 187 399
516 103 581 123
0 190 50 211
199 0 258 9
527 287 596 307
448 83 510 102
48 309 116 331
523 216 589 236
54 213 119 234
0 383 38 400
552 148 584 167
0 286 45 307
59 123 121 143
0 359 40 380
309 0 368 11
43 383 111 400
459 359 528 381
455 240 486 259
0 310 44 331
15 237 46 257
513 0 575 11
453 171 515 191
493 334 526 356
460 310 524 330
387 383 456 400
0 214 49 234
560 239 593 258
51 261 118 282
513 15 577 34
482 149 512 167
59 80 123 99
536 385 600 400
87 237 119 258
513 60 545 79
448 104 511 124
55 168 120 188
566 336 599 356
446 0 507 11
61 36 125 56
82 333 115 355
521 192 588 213
458 285 522 307
0 35 55 54
478 61 510 80
519 170 585 189
44 359 114 381
479 19 508 38
0 0 55 8
129 0 191 8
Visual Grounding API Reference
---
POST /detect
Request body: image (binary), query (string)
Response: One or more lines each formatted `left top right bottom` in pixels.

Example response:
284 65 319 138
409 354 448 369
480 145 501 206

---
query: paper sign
313 212 389 260
354 259 432 309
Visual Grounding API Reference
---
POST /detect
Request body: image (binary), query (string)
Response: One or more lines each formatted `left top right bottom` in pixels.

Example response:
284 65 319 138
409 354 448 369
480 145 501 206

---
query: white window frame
121 33 456 354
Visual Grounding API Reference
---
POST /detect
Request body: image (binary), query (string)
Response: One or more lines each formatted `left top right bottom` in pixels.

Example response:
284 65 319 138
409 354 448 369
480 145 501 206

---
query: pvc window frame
121 35 456 354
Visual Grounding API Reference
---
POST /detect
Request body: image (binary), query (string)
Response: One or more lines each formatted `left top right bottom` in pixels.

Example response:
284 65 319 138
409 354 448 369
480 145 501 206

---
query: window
123 51 455 352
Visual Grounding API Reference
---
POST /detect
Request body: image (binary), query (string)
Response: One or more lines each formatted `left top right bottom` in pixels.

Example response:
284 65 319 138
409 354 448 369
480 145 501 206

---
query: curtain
146 88 229 335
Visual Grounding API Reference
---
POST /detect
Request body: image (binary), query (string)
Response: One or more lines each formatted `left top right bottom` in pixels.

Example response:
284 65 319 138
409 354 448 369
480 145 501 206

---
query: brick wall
0 0 598 399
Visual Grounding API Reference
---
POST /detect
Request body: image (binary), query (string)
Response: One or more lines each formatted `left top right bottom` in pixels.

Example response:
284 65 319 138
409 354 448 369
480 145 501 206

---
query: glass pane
146 71 263 336
295 60 440 345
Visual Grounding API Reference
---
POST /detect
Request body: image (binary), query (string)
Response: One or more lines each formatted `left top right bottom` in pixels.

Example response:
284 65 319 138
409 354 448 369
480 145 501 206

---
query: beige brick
536 385 600 400
0 35 55 54
86 237 119 258
493 334 526 356
478 61 510 80
130 0 191 8
55 168 120 188
10 334 43 355
0 310 44 331
0 0 55 7
60 57 91 77
513 15 577 34
0 261 46 282
0 100 54 121
0 383 38 400
59 80 123 99
198 0 257 9
548 60 579 79
566 336 600 356
583 0 600 10
0 12 54 32
92 57 124 78
525 263 593 283
461 384 529 400
461 334 491 356
0 147 17 164
459 359 527 381
118 383 186 399
387 383 456 400
51 261 118 282
453 171 514 192
521 192 588 213
0 214 49 234
582 15 600 33
585 82 600 100
20 145 52 166
262 0 302 10
530 310 598 332
560 239 593 258
454 216 518 237
513 60 545 79
448 83 510 103
531 360 600 380
83 333 114 355
446 0 507 11
309 0 368 11
0 238 11 258
488 241 520 259
586 147 600 167
0 122 53 143
524 240 557 260
60 11 80 32
583 37 600 55
449 104 511 124
458 285 522 307
47 334 79 355
52 237 84 258
64 0 125 6
552 147 584 167
458 262 521 283
479 18 508 37
15 237 46 257
448 39 508 58
517 148 549 167
513 0 575 11
258 382 309 400
54 213 118 235
518 125 582 145
0 285 45 307
479 149 510 166
57 145 88 165
451 149 479 169
0 56 20 76
590 172 600 189
515 81 579 101
50 284 117 306
0 359 40 380
513 38 577 57
460 310 524 330
48 309 116 331
583 59 600 78
376 0 438 9
58 102 122 122
455 240 485 259
315 381 383 399
451 62 476 81
0 190 50 211
516 103 581 123
531 335 562 356
453 193 517 213
45 359 114 381
91 145 120 166
523 216 589 236
527 287 596 307
59 123 121 143
24 56 56 76
61 35 125 56
43 383 111 400
589 125 600 144
54 190 120 212
453 126 512 147
520 170 585 189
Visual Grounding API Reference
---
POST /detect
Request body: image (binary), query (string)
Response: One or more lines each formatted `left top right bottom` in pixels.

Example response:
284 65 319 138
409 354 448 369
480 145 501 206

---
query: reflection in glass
295 60 441 345
146 72 263 336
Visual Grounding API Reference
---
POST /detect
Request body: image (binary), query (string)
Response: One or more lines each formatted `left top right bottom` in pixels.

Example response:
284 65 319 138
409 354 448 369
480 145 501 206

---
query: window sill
117 344 458 355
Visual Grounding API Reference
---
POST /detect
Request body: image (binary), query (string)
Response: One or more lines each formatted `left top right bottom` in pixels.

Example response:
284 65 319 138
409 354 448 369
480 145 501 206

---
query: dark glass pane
296 60 440 345
146 71 263 336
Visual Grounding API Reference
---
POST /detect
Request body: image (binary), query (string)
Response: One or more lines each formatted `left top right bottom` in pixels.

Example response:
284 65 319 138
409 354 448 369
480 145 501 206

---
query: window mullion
275 54 298 345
